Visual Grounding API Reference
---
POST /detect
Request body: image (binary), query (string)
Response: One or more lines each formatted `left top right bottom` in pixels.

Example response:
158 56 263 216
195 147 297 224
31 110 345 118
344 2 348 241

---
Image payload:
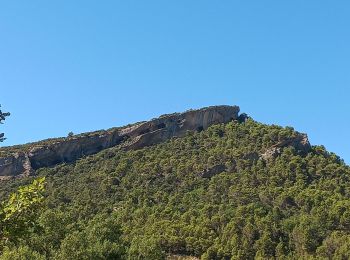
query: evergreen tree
0 105 10 143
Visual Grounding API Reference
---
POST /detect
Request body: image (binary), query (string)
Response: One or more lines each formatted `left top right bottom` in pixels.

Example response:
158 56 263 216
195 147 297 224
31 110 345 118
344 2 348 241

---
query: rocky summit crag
0 105 311 180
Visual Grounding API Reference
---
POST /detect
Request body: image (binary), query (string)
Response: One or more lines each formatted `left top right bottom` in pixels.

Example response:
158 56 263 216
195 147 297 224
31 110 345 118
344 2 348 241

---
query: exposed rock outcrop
199 164 226 178
0 105 240 179
260 134 311 161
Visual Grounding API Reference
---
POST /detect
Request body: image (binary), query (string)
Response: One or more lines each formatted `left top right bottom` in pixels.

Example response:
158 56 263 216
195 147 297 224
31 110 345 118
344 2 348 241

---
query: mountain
0 105 350 259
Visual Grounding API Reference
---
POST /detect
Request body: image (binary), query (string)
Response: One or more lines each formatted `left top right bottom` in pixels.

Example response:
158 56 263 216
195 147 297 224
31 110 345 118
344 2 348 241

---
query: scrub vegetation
1 119 350 259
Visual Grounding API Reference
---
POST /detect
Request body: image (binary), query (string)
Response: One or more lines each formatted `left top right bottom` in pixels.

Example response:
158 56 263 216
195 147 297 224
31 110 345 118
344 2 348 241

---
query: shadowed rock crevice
199 164 226 178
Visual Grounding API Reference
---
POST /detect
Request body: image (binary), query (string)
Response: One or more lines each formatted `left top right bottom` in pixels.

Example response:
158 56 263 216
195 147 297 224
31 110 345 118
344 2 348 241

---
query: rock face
261 134 311 161
0 153 29 180
0 105 240 179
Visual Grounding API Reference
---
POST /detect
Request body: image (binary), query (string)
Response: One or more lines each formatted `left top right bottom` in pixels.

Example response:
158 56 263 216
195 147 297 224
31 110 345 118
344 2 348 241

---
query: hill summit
0 105 311 180
1 105 349 259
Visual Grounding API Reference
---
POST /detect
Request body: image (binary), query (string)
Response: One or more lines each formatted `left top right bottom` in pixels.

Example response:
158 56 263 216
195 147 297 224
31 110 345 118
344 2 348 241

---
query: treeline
0 120 350 259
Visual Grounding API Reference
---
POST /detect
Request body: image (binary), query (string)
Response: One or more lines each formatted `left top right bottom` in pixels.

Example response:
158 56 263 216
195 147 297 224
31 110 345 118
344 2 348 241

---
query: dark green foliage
0 105 10 143
0 246 45 260
0 119 350 259
55 214 125 260
0 178 45 250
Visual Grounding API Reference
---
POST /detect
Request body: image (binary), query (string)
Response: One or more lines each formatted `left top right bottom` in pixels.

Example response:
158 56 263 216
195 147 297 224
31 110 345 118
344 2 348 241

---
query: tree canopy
0 105 10 143
0 178 45 251
0 119 350 259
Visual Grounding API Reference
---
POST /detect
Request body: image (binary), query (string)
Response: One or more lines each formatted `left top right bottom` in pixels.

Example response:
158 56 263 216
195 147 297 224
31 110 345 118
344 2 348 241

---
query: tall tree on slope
0 105 10 142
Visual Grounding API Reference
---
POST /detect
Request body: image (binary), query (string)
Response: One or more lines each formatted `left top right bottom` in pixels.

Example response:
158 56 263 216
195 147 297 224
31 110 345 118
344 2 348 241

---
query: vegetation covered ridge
1 117 349 258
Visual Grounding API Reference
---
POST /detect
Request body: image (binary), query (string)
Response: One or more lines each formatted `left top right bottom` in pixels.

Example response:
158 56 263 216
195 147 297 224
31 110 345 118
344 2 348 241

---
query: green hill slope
0 119 349 259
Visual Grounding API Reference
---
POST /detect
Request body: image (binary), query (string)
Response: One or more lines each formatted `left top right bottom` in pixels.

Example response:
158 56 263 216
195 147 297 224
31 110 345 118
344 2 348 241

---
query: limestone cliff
0 105 240 179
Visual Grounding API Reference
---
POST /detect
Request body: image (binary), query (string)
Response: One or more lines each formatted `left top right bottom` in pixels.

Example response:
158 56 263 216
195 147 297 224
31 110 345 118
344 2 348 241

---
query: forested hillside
0 119 350 259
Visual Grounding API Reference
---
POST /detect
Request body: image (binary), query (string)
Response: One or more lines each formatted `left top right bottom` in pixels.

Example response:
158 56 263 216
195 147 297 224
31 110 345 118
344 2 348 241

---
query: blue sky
1 1 349 163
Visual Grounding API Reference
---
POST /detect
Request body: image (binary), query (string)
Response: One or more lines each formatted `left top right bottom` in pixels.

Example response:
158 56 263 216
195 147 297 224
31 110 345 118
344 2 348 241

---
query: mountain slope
0 113 350 259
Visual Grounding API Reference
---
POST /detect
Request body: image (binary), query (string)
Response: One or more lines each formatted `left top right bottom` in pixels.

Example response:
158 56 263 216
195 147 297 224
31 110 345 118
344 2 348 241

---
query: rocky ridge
0 105 312 180
0 106 240 179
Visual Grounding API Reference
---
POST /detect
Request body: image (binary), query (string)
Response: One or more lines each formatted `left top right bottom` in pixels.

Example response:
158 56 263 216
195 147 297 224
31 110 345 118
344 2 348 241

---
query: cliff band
0 106 240 179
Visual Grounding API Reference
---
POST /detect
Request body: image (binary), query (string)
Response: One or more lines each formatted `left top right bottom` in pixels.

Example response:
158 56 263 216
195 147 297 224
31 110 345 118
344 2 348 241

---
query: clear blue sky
1 1 349 163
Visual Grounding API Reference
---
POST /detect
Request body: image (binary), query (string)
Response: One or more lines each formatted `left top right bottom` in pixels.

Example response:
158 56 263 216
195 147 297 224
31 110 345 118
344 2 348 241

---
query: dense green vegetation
0 178 45 253
0 119 350 259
